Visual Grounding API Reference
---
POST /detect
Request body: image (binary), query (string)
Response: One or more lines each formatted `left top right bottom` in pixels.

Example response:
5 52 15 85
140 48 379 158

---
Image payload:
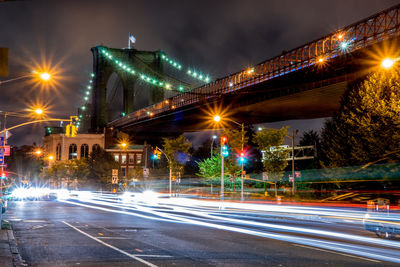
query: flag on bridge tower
128 33 136 48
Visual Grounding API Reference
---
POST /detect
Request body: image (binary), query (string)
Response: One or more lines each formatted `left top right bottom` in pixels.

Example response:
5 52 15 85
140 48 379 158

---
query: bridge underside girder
109 37 400 141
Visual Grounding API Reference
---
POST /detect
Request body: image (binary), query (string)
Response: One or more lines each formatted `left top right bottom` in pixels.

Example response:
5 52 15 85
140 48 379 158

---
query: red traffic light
240 152 245 157
221 136 227 144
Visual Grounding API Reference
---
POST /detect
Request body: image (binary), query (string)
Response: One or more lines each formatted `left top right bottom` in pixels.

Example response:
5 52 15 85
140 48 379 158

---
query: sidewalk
0 220 22 267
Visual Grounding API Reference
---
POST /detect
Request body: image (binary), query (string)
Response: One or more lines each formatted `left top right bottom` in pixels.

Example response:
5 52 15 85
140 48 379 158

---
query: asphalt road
4 194 400 267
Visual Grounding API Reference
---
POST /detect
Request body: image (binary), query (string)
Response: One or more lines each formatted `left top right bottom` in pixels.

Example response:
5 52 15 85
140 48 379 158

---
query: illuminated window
121 154 127 164
69 144 77 160
136 154 142 164
114 154 119 162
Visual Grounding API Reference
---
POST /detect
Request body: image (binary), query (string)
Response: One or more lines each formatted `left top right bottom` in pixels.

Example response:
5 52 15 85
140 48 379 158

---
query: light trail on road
57 191 400 263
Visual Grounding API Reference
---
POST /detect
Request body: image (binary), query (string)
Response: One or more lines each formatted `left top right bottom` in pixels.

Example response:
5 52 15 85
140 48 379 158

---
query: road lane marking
62 221 158 267
292 244 380 263
97 237 130 240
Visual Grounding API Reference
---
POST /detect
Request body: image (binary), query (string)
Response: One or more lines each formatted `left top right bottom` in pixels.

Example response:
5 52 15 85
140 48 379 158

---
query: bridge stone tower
88 46 164 133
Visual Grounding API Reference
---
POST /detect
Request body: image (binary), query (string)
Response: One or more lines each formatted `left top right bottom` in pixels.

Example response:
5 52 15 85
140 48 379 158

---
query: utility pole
291 130 296 195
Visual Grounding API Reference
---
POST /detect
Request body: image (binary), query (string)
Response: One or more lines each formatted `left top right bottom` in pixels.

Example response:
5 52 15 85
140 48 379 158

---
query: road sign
0 145 10 156
289 175 294 182
112 169 118 176
0 137 4 146
0 157 3 164
112 175 118 184
0 164 6 168
262 172 268 181
295 171 301 178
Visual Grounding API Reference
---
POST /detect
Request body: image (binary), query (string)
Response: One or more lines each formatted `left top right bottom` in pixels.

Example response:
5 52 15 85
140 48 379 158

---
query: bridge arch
87 46 164 132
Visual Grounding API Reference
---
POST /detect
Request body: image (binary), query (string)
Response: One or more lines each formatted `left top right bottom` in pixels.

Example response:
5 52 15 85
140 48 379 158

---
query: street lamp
34 108 44 115
382 58 395 69
0 70 52 86
213 115 246 201
210 135 217 156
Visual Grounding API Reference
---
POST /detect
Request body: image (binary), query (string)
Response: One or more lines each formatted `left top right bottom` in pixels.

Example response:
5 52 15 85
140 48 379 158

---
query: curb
4 222 24 267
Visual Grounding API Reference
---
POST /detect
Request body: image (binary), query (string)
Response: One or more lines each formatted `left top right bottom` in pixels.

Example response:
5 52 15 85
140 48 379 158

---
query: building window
121 167 126 177
114 154 119 162
129 154 135 164
56 143 61 161
92 144 101 153
136 154 142 164
69 144 77 160
121 154 127 164
81 144 89 158
128 167 134 177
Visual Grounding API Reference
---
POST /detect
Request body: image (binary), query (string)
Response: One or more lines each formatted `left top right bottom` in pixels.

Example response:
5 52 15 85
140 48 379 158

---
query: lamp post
0 71 51 86
213 115 246 201
210 135 217 156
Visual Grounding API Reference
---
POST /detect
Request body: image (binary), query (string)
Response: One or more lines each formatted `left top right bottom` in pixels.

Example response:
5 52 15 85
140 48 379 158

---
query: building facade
43 132 147 179
43 133 105 161
105 145 146 178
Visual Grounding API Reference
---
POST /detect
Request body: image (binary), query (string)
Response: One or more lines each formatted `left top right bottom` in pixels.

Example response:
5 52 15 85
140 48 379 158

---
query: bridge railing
110 4 400 127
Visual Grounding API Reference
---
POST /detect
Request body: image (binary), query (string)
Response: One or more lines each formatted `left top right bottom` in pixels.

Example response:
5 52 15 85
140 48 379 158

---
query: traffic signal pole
0 112 6 200
220 142 224 202
240 123 244 201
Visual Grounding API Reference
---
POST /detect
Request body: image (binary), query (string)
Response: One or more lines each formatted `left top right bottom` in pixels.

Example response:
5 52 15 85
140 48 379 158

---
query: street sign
112 175 118 184
289 175 294 182
295 171 301 178
262 172 268 181
0 157 3 164
112 169 118 176
0 145 10 156
0 164 6 168
0 137 4 146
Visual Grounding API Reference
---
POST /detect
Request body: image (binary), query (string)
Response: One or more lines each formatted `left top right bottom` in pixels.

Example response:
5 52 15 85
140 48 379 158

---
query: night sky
1 0 399 146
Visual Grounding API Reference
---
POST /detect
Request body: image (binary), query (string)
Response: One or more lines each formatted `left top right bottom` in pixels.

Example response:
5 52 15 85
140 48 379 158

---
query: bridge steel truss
110 4 400 129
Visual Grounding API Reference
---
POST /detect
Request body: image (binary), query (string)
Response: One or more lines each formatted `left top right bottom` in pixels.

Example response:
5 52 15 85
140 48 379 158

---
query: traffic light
221 136 227 145
221 136 229 157
156 150 161 159
71 125 77 137
1 172 6 180
66 124 77 137
152 149 158 160
239 151 246 163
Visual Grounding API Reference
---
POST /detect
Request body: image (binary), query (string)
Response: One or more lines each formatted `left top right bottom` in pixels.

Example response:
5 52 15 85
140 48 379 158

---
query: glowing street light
48 155 54 161
213 115 221 122
34 149 42 156
382 58 395 69
34 108 44 115
120 142 127 149
39 72 51 81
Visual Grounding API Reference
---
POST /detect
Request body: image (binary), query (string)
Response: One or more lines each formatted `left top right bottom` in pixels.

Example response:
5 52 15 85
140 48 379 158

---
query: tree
87 148 119 186
253 127 289 181
321 69 400 168
196 154 241 189
41 159 89 188
162 135 191 175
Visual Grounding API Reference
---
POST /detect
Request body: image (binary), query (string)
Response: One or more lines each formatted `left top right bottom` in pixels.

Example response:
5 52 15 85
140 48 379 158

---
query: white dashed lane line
62 221 161 267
